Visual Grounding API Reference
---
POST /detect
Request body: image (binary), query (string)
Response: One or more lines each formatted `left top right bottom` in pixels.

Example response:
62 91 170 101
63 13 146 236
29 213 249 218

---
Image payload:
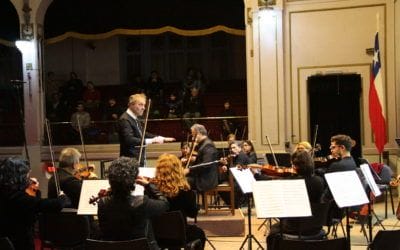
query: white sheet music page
78 179 110 215
360 164 382 197
324 170 369 208
230 168 256 193
78 179 146 215
252 179 311 218
139 167 156 178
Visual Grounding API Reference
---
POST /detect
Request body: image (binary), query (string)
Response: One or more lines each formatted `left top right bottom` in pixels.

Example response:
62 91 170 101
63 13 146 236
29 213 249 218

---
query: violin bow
45 119 61 196
220 134 226 158
310 124 319 158
265 135 279 167
138 99 151 166
185 133 199 168
77 116 90 171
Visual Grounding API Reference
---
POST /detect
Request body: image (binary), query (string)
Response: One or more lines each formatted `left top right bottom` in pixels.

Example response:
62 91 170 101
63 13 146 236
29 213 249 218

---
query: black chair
369 230 400 250
152 211 201 250
277 237 348 250
86 238 150 250
0 237 15 250
38 209 90 250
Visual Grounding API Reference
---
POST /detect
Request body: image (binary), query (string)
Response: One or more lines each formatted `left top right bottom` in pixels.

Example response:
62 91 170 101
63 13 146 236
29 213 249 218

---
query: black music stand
239 193 264 250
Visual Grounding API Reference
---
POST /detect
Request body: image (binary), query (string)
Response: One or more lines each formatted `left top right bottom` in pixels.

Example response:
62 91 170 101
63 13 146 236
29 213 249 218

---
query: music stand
230 168 264 250
325 170 369 250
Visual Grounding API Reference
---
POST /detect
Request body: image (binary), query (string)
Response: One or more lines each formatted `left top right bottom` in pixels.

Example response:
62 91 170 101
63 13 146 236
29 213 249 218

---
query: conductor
118 93 175 166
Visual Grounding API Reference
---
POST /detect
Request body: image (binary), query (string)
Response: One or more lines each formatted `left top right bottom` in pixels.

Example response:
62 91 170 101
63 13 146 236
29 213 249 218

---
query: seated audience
82 81 101 114
182 87 204 130
0 157 68 250
70 101 91 143
153 154 206 249
164 92 182 118
97 157 169 250
220 100 237 138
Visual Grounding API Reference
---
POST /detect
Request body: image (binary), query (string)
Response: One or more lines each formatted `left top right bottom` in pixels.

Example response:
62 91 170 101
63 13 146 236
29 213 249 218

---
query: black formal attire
267 175 325 249
247 151 258 164
97 183 169 250
326 156 357 173
0 191 66 250
167 190 206 249
219 151 250 208
48 168 82 208
187 138 219 192
118 111 157 166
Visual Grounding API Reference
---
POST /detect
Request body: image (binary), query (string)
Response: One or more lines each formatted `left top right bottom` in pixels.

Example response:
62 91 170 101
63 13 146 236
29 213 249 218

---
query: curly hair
107 157 139 199
0 157 30 194
154 154 190 198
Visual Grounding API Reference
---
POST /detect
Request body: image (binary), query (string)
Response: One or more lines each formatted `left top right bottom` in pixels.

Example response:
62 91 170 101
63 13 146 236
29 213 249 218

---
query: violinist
242 140 257 164
180 141 196 167
48 147 83 208
97 157 169 250
153 154 206 249
294 141 312 153
219 140 250 208
184 124 219 192
267 151 325 249
326 134 357 173
0 157 69 250
25 177 41 198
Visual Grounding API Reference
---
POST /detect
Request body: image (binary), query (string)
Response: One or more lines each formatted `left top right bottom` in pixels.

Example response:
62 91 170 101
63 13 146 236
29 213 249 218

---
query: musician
326 134 357 173
0 157 69 250
184 124 219 192
242 140 257 164
220 140 250 208
118 93 175 166
294 141 312 153
267 151 325 249
97 157 169 250
154 154 206 249
48 147 83 208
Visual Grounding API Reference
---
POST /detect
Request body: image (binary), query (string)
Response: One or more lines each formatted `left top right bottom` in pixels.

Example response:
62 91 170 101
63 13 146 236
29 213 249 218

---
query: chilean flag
369 32 387 153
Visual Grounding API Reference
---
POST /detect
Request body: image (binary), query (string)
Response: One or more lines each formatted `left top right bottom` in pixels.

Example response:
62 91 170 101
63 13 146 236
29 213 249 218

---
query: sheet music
78 179 146 215
360 163 382 197
252 179 311 218
139 167 156 178
324 170 369 208
230 168 256 193
78 179 110 215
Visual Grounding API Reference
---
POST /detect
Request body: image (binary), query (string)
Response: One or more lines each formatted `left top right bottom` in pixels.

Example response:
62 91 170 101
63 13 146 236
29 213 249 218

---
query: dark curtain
308 74 362 159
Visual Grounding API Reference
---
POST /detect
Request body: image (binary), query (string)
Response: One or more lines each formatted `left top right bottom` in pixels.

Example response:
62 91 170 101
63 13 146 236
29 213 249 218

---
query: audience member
164 91 182 118
182 67 196 97
97 157 169 250
60 72 84 113
0 157 68 250
220 100 237 138
146 70 164 100
103 97 124 121
45 71 63 102
154 153 206 249
182 87 204 130
46 92 67 122
70 102 91 143
82 81 101 114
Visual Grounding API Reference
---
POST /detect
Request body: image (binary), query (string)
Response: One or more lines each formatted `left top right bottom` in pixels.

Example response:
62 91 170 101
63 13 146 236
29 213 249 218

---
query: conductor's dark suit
118 111 156 165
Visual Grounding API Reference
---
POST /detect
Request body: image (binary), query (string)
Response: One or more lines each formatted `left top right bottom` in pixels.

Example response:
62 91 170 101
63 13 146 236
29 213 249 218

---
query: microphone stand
239 193 264 250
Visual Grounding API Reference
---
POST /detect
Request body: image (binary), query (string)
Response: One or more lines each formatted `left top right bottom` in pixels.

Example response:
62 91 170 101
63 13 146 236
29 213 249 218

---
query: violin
74 163 98 180
25 177 39 197
242 163 298 177
89 188 110 205
313 155 340 168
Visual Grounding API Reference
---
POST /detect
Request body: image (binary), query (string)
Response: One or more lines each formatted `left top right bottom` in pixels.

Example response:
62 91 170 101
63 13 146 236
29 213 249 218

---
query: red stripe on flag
369 70 386 153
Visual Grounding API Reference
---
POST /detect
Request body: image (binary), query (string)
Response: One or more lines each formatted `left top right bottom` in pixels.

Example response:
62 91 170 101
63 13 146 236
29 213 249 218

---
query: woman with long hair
154 153 206 250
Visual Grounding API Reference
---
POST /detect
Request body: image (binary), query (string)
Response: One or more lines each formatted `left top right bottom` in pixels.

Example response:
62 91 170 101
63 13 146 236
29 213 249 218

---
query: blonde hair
59 147 81 168
154 153 190 198
295 141 312 152
128 93 146 106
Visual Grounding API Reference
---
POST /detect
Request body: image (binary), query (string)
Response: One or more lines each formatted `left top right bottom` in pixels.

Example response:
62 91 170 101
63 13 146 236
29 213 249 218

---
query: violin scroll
89 189 110 205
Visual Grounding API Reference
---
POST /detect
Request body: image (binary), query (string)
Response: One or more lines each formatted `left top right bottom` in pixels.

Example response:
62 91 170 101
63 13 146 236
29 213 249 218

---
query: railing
0 116 247 147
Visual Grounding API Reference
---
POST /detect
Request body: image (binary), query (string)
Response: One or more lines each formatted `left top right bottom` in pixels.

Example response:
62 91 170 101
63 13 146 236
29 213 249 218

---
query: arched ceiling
44 0 245 39
0 0 19 42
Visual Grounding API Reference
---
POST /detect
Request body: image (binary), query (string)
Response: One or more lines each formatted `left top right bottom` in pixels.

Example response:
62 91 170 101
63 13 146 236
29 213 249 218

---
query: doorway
307 74 362 159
